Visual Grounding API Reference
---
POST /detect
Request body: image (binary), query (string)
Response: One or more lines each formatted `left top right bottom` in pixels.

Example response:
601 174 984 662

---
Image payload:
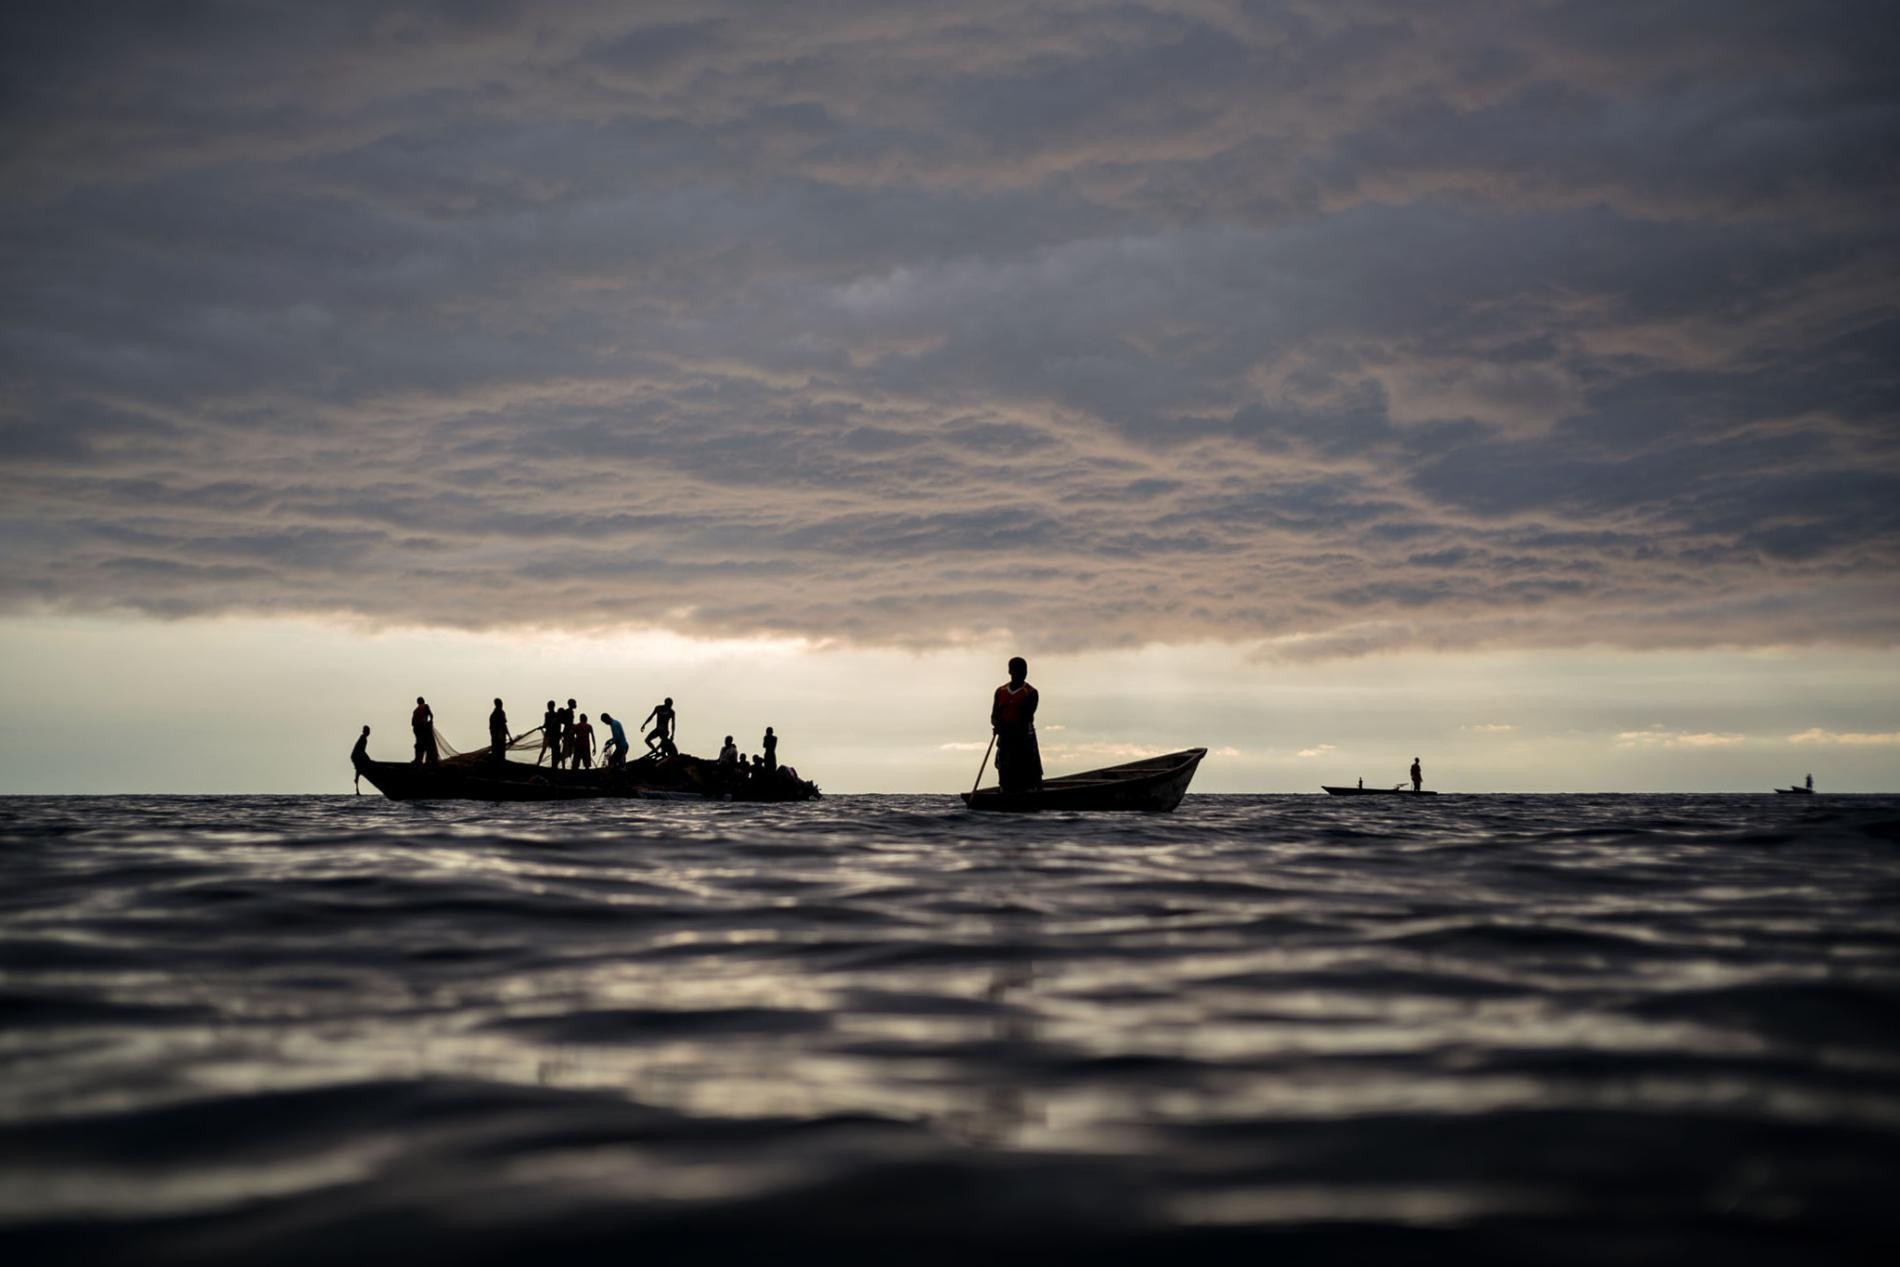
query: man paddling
991 657 1042 793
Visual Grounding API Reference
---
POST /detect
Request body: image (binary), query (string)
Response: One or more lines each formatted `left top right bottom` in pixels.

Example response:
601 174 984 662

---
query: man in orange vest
991 656 1042 792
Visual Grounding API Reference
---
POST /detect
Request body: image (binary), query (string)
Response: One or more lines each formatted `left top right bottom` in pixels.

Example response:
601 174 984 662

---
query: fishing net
435 726 553 767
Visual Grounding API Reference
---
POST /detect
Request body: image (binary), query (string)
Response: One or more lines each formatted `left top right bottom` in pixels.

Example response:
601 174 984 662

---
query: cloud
1788 728 1900 746
1616 726 1745 749
2 2 1898 655
1297 744 1337 758
1463 723 1517 734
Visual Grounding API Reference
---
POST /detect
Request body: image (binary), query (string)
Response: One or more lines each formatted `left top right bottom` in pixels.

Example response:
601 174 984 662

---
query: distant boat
1774 785 1815 795
1322 785 1439 796
963 748 1206 813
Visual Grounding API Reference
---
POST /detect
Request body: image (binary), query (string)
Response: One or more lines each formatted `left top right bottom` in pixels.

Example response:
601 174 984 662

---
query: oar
971 732 997 796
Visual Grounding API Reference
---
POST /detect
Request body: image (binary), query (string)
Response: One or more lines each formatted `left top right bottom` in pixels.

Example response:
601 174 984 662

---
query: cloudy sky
3 1 1897 791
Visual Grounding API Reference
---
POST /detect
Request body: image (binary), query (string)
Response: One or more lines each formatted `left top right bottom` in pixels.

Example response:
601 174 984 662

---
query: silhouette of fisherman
539 700 561 767
555 698 577 768
351 725 371 792
643 697 677 757
569 713 596 769
1410 756 1423 793
488 698 510 765
991 657 1042 793
600 711 629 767
761 726 778 774
1806 772 1814 791
411 697 437 765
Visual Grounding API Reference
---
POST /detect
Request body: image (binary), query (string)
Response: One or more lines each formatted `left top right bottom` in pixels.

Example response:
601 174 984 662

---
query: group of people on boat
716 727 783 784
370 692 790 781
524 697 676 770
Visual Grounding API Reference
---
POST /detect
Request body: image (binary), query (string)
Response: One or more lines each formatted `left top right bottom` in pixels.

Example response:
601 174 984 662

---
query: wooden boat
1774 785 1815 795
353 748 819 803
962 748 1205 813
1322 785 1438 796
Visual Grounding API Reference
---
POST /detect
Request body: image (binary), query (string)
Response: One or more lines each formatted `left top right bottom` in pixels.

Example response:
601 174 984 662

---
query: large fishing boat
963 748 1205 813
353 741 819 804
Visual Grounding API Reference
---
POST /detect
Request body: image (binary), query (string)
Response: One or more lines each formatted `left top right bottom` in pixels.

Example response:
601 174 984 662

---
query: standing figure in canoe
1410 756 1423 793
411 696 438 766
488 698 510 765
991 656 1042 793
538 700 562 767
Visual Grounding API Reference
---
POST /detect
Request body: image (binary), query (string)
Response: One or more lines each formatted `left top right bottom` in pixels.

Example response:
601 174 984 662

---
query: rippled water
2 793 1898 1264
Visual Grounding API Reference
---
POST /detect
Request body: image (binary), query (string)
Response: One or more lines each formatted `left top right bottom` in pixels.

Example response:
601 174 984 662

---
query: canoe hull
962 748 1205 813
1774 787 1814 795
1322 785 1439 796
353 755 817 803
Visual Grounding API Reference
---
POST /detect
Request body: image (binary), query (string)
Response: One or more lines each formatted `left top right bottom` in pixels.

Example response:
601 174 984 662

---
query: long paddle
970 732 997 797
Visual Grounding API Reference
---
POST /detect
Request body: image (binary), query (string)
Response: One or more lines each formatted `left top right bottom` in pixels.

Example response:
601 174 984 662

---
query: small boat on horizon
1774 785 1815 795
1322 785 1439 796
963 748 1206 813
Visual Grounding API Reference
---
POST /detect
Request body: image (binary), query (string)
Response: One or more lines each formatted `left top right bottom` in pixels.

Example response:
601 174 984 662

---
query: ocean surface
2 793 1898 1265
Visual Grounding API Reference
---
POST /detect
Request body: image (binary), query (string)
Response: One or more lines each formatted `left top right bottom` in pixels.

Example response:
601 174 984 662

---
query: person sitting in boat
568 713 596 770
411 697 438 766
719 735 739 767
488 698 510 765
600 712 630 767
761 726 778 773
991 657 1042 793
1410 757 1423 792
643 698 677 758
539 700 562 768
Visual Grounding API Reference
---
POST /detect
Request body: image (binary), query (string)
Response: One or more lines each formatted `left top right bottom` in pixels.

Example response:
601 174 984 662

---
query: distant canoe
1322 785 1439 796
1774 786 1815 795
962 748 1206 813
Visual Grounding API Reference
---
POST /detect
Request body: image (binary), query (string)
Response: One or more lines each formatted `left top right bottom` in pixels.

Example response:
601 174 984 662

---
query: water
2 793 1898 1264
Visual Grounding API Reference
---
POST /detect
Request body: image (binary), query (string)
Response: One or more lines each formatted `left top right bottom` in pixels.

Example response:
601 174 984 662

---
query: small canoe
1322 785 1438 796
1774 786 1815 795
963 748 1206 813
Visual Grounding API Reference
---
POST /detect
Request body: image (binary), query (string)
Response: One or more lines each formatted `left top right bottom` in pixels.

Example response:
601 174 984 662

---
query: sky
2 1 1897 792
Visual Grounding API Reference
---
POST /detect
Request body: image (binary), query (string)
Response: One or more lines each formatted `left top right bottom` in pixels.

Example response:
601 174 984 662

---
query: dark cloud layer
3 1 1898 653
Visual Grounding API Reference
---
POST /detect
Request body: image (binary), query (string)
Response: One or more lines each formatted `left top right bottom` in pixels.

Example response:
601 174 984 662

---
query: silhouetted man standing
991 657 1041 793
488 698 510 765
555 698 577 768
1410 757 1423 793
411 697 437 765
570 713 596 770
761 726 778 773
540 700 561 767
